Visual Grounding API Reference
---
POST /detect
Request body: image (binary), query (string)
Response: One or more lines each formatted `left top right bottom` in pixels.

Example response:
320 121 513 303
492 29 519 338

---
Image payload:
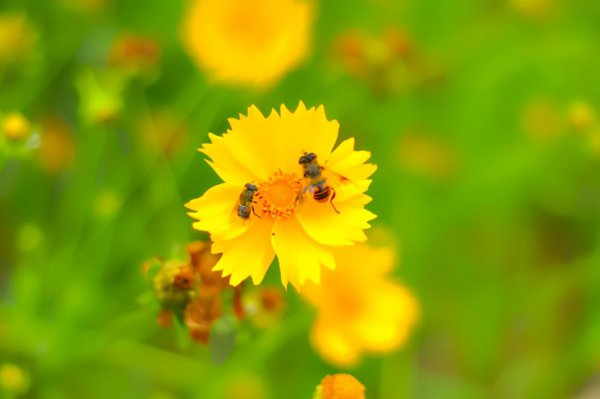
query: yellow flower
2 112 31 141
302 244 418 367
182 0 312 88
0 14 35 64
313 374 365 399
397 132 456 180
568 101 596 133
186 102 376 289
0 363 30 396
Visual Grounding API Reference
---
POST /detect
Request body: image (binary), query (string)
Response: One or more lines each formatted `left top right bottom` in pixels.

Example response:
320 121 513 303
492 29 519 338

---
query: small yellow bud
0 363 30 395
568 101 596 133
0 14 34 64
314 374 366 399
2 112 31 141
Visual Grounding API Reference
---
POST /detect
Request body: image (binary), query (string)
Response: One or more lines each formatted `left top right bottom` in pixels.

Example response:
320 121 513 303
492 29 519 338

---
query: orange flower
313 374 365 399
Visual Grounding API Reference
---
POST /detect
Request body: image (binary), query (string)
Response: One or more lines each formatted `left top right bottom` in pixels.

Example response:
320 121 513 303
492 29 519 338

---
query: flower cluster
186 102 377 289
148 241 244 344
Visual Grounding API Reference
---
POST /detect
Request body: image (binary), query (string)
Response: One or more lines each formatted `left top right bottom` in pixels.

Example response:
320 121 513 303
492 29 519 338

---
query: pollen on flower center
255 171 302 219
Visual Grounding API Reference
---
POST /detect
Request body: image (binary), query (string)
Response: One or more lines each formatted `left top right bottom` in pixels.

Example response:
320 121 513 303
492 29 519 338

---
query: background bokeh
2 0 600 398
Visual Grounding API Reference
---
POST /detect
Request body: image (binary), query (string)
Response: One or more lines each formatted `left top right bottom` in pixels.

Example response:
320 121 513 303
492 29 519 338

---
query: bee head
298 152 317 165
245 183 258 191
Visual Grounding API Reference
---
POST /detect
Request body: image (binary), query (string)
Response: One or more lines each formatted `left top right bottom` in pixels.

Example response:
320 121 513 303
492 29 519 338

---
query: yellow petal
222 105 281 180
271 217 335 289
326 138 377 182
186 183 249 241
200 132 258 184
311 318 360 367
272 102 339 174
212 218 276 285
354 284 419 352
297 194 376 246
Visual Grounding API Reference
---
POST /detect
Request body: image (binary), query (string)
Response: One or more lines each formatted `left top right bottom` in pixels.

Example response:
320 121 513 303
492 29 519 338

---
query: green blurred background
2 0 600 398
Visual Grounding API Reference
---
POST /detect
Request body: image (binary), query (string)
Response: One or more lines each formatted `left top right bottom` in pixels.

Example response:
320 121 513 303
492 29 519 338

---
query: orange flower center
255 171 302 219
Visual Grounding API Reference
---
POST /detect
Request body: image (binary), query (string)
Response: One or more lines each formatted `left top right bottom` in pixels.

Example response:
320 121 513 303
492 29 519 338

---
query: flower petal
311 317 360 367
211 218 276 286
273 102 339 174
185 183 249 241
353 284 419 352
222 106 281 181
326 138 377 182
200 132 258 184
271 216 335 289
297 194 376 246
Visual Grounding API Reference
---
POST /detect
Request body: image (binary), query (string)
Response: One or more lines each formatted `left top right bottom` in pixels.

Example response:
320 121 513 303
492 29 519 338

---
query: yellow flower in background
182 0 312 88
2 112 31 141
313 374 365 399
0 14 35 65
186 102 376 289
0 363 30 396
397 132 456 180
302 244 418 367
568 101 596 133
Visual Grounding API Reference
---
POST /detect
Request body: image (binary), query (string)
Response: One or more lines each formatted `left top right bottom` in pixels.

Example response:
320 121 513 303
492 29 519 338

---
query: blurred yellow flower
0 14 35 64
397 132 456 180
521 98 562 141
0 363 30 396
302 244 418 367
511 0 556 19
1 112 31 141
313 374 365 399
186 102 376 289
182 0 312 88
568 101 596 133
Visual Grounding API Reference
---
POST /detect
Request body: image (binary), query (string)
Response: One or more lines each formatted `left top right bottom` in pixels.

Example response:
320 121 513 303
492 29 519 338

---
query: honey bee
237 183 260 219
298 152 341 213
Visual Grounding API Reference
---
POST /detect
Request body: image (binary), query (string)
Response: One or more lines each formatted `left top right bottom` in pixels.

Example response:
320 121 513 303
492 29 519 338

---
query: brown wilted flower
110 35 160 68
39 115 75 174
332 27 441 95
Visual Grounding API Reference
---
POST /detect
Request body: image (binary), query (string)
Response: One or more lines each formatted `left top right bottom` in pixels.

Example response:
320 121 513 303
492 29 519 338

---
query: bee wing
323 167 352 185
323 166 371 202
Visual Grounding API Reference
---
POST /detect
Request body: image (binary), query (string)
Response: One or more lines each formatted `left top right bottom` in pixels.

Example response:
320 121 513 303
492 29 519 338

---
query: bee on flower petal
236 183 260 220
298 152 345 214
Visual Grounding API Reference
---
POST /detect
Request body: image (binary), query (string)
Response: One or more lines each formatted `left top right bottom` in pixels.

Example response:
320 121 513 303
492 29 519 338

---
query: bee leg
329 187 340 214
293 189 304 212
252 205 261 219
